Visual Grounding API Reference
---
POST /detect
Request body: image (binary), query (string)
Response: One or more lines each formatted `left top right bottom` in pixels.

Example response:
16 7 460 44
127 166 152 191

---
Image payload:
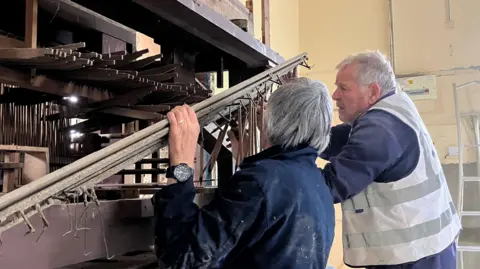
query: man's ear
368 83 382 104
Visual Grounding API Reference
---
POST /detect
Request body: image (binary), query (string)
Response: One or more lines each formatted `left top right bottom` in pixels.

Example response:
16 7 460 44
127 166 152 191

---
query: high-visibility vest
342 92 462 266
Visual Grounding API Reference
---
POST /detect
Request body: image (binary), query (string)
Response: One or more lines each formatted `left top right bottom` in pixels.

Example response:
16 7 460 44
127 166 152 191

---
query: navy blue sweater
320 108 457 269
153 145 335 269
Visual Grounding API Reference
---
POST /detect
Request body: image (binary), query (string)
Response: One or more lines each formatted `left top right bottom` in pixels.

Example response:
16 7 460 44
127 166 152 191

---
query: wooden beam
134 0 284 67
102 34 127 54
38 0 137 45
0 65 113 101
25 0 38 48
261 0 270 46
198 0 254 34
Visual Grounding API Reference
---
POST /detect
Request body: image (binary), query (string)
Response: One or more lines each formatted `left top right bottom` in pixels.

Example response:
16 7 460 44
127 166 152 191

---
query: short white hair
266 77 332 152
336 50 396 95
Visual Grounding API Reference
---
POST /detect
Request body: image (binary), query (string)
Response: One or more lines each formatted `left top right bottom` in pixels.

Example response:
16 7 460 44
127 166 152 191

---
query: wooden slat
140 72 177 82
63 68 119 77
112 48 149 64
0 48 54 60
51 42 86 50
204 124 229 174
65 116 129 134
108 50 128 56
138 63 181 76
92 59 116 66
116 54 163 70
130 104 171 112
0 163 24 169
0 145 48 153
99 107 163 120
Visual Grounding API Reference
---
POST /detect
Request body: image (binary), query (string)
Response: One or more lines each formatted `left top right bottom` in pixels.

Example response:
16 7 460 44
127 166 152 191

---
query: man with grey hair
153 77 335 269
320 50 461 269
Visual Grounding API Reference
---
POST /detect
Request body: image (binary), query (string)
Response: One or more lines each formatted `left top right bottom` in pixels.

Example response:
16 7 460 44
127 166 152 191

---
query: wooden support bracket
261 0 270 46
0 145 49 193
25 0 38 49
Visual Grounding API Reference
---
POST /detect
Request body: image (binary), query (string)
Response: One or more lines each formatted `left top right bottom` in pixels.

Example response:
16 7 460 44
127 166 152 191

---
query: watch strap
166 166 175 179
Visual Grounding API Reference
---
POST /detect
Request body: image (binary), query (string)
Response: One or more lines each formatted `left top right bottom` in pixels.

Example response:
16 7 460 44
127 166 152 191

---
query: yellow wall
269 0 300 59
239 0 300 58
392 0 480 164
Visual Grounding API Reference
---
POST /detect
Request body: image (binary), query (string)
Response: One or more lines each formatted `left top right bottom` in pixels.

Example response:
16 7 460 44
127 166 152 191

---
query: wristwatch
166 163 194 183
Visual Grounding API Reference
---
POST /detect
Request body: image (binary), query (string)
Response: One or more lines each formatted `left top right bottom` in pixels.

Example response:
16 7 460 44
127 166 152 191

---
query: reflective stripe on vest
343 201 456 248
341 92 461 267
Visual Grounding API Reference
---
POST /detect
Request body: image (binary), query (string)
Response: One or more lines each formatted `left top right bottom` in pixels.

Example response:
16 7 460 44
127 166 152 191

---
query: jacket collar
240 144 318 168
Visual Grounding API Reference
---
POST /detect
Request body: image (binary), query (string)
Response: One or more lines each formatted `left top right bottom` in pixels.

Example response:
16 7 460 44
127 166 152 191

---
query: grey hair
266 77 333 152
336 50 396 95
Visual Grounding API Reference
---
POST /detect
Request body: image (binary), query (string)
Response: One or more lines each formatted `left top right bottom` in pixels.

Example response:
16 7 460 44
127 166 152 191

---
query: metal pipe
445 0 452 23
0 53 307 226
474 115 480 178
456 80 480 90
388 0 396 74
452 83 464 230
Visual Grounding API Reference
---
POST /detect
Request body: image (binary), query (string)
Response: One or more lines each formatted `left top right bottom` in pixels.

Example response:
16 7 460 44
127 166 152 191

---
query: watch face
173 164 193 182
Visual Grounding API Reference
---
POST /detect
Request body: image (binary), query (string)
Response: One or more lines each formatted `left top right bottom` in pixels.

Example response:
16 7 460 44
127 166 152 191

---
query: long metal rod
453 83 464 221
445 0 452 23
457 80 480 90
474 116 480 179
0 53 307 229
388 0 396 74
453 83 466 268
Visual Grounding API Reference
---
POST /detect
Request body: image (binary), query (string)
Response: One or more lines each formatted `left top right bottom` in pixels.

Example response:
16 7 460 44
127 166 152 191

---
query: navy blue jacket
320 107 457 269
153 145 335 269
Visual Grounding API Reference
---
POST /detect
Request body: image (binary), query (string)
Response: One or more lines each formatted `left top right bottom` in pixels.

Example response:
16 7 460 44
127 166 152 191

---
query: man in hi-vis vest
319 50 461 269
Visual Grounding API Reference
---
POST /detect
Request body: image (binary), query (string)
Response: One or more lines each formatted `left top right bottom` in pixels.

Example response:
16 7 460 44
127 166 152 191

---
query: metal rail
452 81 480 269
0 53 308 233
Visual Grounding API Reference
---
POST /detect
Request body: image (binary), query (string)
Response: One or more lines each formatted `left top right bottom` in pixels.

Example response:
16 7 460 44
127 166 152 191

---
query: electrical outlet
448 146 459 156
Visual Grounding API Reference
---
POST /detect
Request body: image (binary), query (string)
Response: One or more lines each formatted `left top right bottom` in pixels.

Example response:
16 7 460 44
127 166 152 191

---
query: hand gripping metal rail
0 53 309 234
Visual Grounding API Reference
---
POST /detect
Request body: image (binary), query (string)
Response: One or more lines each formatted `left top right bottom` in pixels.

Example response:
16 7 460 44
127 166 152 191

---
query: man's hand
167 104 200 168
